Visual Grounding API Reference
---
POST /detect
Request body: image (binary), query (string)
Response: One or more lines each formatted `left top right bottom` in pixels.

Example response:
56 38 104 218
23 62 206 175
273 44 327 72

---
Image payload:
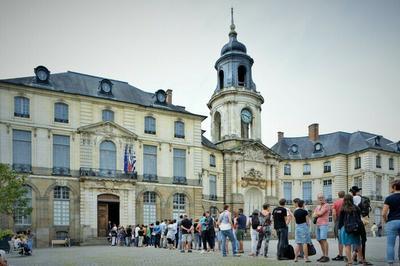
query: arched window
214 112 221 141
15 186 32 225
172 193 185 220
14 96 30 118
218 70 224 89
174 121 185 138
54 186 70 226
100 141 116 176
143 191 156 225
144 116 156 134
54 102 69 123
102 109 114 122
238 65 247 86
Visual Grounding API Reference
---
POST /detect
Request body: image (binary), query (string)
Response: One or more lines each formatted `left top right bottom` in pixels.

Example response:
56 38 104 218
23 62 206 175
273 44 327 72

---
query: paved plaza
6 237 394 266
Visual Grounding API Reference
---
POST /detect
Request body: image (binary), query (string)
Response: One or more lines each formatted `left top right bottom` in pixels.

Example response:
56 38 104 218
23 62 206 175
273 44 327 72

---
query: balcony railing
173 176 187 185
14 112 30 118
209 194 218 201
12 164 32 173
80 167 137 179
304 200 313 205
143 174 158 182
52 167 71 176
370 195 383 201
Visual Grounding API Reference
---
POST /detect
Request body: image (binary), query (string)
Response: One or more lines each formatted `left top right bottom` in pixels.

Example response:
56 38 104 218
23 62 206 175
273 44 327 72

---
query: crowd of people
103 180 400 265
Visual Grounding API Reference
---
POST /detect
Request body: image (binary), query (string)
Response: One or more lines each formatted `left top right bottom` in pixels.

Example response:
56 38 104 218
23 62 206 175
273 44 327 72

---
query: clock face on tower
241 109 252 124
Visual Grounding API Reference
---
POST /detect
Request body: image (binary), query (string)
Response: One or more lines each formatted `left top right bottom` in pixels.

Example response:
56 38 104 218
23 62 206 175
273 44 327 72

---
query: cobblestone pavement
6 237 395 266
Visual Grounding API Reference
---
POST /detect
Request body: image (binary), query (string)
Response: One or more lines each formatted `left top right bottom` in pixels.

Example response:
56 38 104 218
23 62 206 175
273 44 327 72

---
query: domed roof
220 36 247 55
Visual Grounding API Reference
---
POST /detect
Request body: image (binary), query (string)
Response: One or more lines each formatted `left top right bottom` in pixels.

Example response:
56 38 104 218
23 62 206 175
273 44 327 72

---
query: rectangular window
54 103 69 123
284 164 291 175
376 176 382 199
303 164 311 175
174 121 185 138
353 176 362 189
389 158 394 170
53 135 70 175
323 179 333 203
12 130 32 173
173 148 186 180
283 182 292 203
210 155 216 167
144 117 156 134
355 157 361 169
54 200 70 226
14 97 30 118
376 155 381 168
143 145 157 181
323 161 331 173
303 181 312 204
15 186 32 225
209 175 217 200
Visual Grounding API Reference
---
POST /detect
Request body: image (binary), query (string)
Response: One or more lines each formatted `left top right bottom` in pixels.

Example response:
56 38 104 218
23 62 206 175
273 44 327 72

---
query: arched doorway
97 194 119 237
244 187 263 216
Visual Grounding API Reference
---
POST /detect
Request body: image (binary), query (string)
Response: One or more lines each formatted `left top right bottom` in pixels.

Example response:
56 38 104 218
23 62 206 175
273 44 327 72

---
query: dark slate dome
220 36 247 55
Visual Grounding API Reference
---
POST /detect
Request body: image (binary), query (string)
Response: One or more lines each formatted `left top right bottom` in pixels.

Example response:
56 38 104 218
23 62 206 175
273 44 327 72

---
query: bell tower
208 8 264 144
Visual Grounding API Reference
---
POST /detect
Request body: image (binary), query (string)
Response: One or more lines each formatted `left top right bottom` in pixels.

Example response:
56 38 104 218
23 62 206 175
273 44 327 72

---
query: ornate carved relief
241 168 268 189
244 147 265 161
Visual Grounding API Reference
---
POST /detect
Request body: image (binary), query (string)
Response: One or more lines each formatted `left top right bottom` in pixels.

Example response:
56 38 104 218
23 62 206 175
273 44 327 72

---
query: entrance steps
80 237 109 246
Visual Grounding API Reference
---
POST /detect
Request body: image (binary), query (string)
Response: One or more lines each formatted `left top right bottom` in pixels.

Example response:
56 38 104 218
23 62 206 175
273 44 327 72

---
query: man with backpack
350 186 373 265
256 203 272 257
248 210 260 256
273 198 292 260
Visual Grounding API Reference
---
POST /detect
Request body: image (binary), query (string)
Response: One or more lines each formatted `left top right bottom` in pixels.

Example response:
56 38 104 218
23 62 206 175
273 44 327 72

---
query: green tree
0 163 32 224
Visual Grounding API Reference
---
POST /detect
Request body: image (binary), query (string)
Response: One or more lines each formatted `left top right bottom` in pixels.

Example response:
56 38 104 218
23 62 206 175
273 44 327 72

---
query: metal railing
173 176 187 185
52 167 71 176
12 164 32 173
79 167 137 179
143 174 158 182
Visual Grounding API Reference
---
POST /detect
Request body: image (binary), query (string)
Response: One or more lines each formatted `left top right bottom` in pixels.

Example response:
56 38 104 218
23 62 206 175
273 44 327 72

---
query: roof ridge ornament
229 7 237 37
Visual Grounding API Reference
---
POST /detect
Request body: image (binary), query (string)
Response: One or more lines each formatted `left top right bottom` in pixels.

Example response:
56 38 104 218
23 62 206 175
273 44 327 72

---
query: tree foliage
0 163 31 219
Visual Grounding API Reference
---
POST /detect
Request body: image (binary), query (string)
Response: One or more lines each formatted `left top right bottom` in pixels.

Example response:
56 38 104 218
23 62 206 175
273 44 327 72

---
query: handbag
307 242 317 256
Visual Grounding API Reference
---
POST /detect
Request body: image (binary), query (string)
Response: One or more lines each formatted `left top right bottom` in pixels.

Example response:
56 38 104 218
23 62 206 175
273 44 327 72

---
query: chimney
278 131 284 142
308 123 319 141
166 89 172 104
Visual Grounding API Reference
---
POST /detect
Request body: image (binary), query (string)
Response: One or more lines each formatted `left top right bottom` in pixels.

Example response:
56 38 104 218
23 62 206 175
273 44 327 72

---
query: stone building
0 13 399 247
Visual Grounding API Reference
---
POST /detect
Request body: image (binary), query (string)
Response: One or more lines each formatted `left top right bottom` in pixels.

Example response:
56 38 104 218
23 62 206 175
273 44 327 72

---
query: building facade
1 17 399 247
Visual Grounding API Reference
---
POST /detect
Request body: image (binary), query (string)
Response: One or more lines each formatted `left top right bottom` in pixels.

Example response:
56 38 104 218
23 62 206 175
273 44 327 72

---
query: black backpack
344 211 362 234
359 196 371 217
251 214 260 229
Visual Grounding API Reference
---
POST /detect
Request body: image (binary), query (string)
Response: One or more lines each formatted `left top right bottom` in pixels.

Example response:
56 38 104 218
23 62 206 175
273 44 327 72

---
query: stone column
271 165 276 197
223 153 233 204
266 163 271 196
35 196 50 248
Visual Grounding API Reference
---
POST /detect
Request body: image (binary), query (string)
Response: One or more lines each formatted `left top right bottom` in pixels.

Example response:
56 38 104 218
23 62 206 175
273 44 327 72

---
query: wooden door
97 203 108 237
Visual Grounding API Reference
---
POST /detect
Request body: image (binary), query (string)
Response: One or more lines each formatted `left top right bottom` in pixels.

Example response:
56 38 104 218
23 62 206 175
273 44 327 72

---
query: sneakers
180 250 185 253
233 253 241 257
319 256 330 263
332 255 345 261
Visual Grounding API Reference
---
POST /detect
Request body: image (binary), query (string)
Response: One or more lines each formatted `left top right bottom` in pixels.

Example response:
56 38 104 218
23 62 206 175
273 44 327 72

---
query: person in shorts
332 191 345 261
313 193 330 263
235 208 247 253
180 214 193 253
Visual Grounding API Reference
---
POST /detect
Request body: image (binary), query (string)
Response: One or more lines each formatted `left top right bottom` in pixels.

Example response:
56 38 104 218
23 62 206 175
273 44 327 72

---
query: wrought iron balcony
14 112 30 118
173 176 187 185
143 174 158 182
12 164 32 173
52 167 71 176
80 167 137 179
54 118 69 123
209 194 218 201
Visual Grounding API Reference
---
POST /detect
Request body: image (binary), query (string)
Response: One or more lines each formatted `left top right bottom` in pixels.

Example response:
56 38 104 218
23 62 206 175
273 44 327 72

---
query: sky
1 0 399 147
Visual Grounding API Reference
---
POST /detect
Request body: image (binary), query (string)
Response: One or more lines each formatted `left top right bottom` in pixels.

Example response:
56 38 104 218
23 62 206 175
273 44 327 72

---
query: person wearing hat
349 186 372 265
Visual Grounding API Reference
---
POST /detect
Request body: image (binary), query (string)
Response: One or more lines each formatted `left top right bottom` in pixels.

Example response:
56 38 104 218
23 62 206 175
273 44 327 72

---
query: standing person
134 224 140 247
332 191 345 261
193 218 201 250
235 208 247 254
350 186 372 265
180 214 193 253
26 229 34 253
126 225 132 246
256 203 272 258
338 194 363 266
153 221 162 248
313 193 330 263
370 223 378 238
218 205 240 257
377 223 382 237
272 198 290 260
160 219 167 248
199 213 208 253
110 224 117 246
293 200 311 263
205 211 216 252
382 180 400 265
177 215 183 250
248 210 259 256
166 220 176 249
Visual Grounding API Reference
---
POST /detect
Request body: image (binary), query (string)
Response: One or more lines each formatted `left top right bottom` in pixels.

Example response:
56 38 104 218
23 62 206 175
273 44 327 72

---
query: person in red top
313 193 331 263
332 191 345 261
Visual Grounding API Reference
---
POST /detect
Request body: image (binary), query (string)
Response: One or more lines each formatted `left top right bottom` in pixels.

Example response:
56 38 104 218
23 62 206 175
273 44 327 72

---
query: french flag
128 147 136 173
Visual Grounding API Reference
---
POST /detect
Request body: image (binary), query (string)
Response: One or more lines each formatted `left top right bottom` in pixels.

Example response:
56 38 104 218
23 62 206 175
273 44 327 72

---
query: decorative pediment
241 167 268 189
231 140 281 161
244 168 263 179
77 121 138 140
